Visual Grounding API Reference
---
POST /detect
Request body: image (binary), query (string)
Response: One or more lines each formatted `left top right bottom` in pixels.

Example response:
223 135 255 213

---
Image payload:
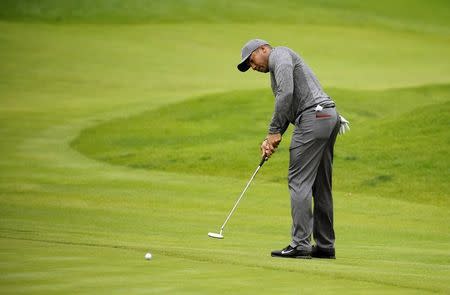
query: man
237 39 348 259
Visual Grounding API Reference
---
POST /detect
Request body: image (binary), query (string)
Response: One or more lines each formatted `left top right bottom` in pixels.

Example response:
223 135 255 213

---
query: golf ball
145 252 152 260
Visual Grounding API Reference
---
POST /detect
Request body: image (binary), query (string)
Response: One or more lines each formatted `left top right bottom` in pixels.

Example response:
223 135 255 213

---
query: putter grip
259 156 267 167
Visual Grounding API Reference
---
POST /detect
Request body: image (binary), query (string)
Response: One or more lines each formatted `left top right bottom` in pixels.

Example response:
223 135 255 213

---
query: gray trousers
288 106 340 250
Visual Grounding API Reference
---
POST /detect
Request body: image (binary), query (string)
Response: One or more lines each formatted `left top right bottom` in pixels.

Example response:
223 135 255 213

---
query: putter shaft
219 157 266 233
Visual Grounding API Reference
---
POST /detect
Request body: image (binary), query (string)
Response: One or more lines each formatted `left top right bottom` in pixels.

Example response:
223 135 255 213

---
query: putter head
208 232 224 239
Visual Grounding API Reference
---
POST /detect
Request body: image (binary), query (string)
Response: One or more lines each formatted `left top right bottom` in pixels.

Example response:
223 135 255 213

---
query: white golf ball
145 252 152 260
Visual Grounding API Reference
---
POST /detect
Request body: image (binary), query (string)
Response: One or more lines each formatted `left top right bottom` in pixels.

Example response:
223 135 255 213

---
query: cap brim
237 54 251 72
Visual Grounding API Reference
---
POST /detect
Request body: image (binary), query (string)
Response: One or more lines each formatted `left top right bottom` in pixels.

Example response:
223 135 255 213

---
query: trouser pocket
313 108 337 139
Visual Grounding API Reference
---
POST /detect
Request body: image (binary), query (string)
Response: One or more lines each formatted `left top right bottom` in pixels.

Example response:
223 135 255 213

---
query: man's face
248 46 270 73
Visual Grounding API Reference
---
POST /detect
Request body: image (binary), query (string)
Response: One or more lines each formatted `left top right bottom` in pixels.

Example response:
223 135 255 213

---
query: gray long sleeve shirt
268 46 333 134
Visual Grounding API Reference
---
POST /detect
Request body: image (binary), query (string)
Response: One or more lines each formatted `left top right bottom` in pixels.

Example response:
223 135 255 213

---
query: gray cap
237 39 269 72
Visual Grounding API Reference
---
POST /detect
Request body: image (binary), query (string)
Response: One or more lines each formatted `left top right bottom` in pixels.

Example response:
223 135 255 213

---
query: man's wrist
267 133 281 138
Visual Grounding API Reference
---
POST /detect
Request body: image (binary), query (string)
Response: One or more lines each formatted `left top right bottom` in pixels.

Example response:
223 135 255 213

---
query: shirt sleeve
268 60 294 135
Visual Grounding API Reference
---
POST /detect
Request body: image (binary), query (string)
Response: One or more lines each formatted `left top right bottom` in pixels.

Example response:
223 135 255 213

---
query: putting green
1 1 449 294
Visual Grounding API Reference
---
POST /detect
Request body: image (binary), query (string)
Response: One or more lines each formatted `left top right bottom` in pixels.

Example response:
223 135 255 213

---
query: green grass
1 0 449 34
72 85 450 206
1 1 450 294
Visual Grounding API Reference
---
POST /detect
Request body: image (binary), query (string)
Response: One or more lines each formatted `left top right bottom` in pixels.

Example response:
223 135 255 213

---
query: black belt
301 101 335 113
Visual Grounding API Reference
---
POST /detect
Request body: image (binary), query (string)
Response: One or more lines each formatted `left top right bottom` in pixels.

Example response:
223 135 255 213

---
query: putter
208 156 267 239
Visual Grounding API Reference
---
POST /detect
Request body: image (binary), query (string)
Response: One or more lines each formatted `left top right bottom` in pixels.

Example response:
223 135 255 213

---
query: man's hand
260 133 282 158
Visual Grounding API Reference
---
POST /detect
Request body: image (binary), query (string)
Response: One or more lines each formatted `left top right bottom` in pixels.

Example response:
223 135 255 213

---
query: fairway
1 1 449 294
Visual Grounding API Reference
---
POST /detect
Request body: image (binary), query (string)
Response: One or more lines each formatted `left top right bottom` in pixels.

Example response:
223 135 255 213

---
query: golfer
238 39 346 259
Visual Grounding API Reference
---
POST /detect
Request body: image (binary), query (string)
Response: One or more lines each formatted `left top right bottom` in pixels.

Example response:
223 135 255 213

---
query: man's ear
262 45 270 53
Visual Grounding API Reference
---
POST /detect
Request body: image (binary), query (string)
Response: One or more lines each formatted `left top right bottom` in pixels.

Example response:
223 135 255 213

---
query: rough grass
1 0 449 34
72 85 450 206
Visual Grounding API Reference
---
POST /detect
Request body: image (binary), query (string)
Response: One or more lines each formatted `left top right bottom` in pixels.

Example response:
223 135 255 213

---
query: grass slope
0 1 449 294
72 85 450 205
